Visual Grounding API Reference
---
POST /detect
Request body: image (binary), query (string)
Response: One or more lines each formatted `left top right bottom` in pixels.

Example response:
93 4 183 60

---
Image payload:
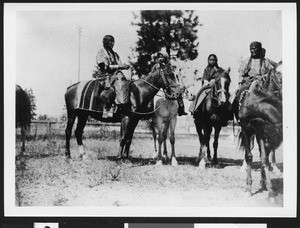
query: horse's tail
237 130 255 153
237 118 263 152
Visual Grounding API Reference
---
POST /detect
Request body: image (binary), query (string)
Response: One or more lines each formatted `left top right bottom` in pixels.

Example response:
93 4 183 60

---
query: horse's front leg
195 119 206 169
117 116 139 161
156 119 164 165
242 130 253 197
205 125 213 162
162 122 169 160
212 125 221 166
170 117 177 166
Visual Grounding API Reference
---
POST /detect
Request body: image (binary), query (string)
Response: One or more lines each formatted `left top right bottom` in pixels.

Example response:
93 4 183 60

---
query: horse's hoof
207 156 213 162
240 163 247 173
213 163 221 169
245 191 252 197
78 145 85 156
171 157 178 166
65 157 71 163
198 160 206 170
81 154 89 161
156 160 163 166
269 196 276 204
272 166 282 177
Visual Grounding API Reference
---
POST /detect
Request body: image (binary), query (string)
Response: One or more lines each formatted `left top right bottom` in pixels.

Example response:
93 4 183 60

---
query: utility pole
76 24 82 82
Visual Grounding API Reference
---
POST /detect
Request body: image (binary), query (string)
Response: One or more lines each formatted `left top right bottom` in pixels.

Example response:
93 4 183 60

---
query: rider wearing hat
95 35 130 118
151 50 187 116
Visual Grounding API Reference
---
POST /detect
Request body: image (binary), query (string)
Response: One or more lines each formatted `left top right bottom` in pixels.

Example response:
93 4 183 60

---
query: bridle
211 74 230 106
141 66 179 99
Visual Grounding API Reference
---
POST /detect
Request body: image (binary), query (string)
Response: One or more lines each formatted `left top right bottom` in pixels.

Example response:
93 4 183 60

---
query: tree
37 114 50 121
24 88 37 120
131 10 201 76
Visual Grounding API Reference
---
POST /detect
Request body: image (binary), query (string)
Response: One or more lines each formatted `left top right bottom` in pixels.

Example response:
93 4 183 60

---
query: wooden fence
23 119 240 138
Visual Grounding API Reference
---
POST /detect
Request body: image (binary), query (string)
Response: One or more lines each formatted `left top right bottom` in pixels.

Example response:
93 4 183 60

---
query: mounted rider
228 41 277 108
151 50 187 116
189 54 224 114
95 35 130 118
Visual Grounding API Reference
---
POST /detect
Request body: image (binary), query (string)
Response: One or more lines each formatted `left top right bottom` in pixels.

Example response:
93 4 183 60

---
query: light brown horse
152 97 179 166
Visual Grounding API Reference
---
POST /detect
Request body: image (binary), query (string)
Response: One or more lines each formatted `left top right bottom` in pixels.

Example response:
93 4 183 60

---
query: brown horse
235 61 282 201
192 68 232 168
151 96 179 166
16 85 32 155
64 65 181 161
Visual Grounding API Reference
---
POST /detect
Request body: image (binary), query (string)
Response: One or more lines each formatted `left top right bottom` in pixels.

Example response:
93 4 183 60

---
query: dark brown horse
64 65 181 161
16 85 32 155
192 68 232 169
235 61 282 201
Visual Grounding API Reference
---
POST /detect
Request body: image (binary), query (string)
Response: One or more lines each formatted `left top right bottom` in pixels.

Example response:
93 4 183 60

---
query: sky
5 3 292 118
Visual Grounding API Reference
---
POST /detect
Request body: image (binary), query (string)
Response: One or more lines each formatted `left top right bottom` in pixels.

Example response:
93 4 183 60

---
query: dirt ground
15 129 283 209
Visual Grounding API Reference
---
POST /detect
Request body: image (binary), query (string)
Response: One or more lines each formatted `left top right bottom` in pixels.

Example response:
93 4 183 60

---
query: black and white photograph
4 3 297 217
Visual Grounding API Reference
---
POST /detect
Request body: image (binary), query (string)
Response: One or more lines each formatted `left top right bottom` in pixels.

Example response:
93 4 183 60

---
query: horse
16 85 32 155
64 64 181 161
192 68 232 169
235 61 282 201
151 96 179 166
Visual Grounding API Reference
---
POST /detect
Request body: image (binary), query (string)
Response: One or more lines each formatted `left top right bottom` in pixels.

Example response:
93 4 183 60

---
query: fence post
48 121 51 136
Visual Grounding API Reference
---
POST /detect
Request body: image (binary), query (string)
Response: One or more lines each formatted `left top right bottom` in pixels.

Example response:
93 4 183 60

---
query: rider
189 54 223 114
228 41 277 107
151 51 187 116
95 35 130 118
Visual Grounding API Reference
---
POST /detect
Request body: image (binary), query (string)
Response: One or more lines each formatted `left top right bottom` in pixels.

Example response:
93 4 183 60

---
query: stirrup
102 108 109 118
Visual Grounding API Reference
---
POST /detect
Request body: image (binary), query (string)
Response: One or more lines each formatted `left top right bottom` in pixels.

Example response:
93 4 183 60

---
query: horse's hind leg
20 126 26 156
270 150 281 176
65 110 76 159
258 138 275 201
75 112 89 159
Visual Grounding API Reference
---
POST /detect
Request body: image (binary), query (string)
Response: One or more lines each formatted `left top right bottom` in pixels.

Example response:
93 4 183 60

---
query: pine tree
130 10 201 76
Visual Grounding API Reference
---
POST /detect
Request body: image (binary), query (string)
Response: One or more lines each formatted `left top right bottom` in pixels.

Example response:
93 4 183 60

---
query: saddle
188 86 211 113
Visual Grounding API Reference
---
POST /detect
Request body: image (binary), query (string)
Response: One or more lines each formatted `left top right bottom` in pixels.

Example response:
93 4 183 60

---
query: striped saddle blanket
76 79 105 112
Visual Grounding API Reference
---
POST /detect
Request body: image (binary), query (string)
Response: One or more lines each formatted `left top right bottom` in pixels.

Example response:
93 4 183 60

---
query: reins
130 68 176 115
131 102 164 115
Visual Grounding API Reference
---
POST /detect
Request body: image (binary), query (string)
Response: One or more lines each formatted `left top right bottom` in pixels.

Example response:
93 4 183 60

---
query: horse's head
156 64 181 100
263 61 282 100
211 67 231 106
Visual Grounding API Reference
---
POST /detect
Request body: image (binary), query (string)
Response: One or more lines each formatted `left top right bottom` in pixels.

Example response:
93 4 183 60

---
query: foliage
24 88 37 120
130 10 201 76
37 114 50 121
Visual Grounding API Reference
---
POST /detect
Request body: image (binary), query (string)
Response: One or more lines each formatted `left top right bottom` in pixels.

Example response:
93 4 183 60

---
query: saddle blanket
76 79 104 112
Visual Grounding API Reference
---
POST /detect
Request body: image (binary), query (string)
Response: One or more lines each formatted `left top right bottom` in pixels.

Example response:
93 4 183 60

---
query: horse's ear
225 67 231 74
